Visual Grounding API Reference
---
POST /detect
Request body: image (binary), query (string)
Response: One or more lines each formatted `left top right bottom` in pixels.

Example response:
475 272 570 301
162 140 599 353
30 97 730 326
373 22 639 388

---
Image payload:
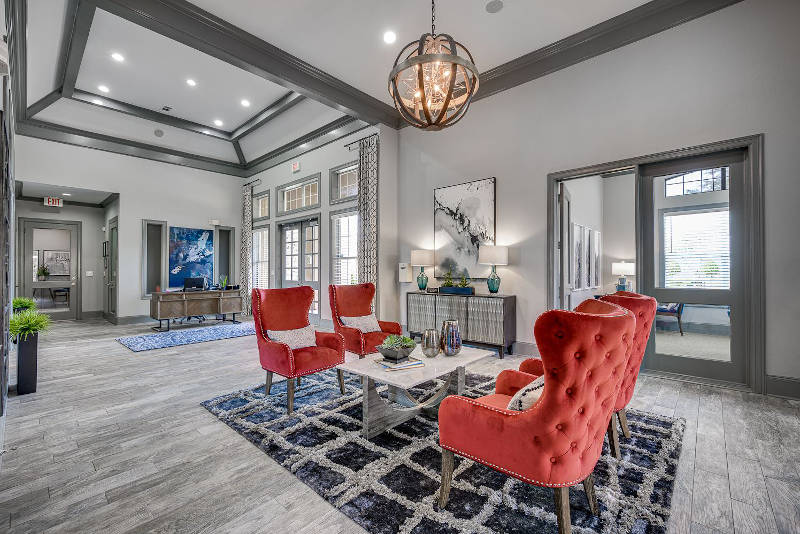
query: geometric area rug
116 321 254 352
201 370 685 534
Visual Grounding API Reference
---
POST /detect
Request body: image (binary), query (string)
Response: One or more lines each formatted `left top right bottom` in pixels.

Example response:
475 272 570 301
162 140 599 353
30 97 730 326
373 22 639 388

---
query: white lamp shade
410 249 434 266
478 245 508 266
611 262 636 276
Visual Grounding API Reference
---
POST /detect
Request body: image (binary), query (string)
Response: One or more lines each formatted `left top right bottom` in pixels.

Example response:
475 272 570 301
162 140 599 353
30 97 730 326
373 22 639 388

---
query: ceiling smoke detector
162 105 172 112
486 0 503 13
154 129 164 138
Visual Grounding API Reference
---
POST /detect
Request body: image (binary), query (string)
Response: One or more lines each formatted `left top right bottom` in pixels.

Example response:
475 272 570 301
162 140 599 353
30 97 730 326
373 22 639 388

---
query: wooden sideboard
150 290 243 331
406 291 516 358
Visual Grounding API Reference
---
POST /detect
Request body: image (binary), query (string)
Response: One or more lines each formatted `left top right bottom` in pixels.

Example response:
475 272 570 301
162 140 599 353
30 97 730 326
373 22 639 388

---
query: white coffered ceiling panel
36 98 239 162
239 98 346 161
188 0 651 106
76 9 290 129
26 0 70 105
21 182 115 203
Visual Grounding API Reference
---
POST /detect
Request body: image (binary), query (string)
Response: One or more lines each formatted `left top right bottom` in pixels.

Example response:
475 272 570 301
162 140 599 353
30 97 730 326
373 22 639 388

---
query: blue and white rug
202 370 685 534
116 321 255 352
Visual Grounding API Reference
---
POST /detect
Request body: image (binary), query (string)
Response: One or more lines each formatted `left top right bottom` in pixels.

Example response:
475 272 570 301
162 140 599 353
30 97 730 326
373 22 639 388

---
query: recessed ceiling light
62 193 71 196
329 130 339 135
240 99 251 107
186 78 197 87
213 119 224 127
97 85 110 93
91 98 103 105
111 52 125 62
383 30 397 44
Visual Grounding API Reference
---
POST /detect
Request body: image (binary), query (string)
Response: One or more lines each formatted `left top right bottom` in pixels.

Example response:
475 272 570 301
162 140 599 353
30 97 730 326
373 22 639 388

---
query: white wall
397 0 800 378
14 138 242 318
15 199 106 313
563 175 603 303
601 173 636 293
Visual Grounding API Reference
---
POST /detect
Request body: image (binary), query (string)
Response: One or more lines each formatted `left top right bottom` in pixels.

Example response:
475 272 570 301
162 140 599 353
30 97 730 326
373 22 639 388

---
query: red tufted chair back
329 283 374 323
530 299 635 485
599 291 657 411
252 286 313 333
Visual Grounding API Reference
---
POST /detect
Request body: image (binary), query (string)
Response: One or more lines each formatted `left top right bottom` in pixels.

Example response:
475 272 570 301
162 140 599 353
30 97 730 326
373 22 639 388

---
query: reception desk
149 290 243 331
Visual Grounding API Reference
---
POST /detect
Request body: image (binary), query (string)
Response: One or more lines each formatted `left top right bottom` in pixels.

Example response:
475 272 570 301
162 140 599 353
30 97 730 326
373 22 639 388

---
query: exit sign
44 197 63 207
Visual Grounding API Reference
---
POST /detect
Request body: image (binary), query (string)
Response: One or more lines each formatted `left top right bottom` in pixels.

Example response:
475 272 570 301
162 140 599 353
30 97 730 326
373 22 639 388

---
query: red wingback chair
438 299 635 534
252 286 345 414
329 283 402 357
519 291 657 459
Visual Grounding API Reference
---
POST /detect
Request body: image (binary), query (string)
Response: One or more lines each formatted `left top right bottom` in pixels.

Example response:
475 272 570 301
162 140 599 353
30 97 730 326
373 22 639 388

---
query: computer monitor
183 277 205 291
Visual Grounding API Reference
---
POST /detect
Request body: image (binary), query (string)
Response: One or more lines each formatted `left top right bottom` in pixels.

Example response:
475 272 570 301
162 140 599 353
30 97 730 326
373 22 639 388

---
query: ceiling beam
60 0 95 98
92 0 401 128
27 89 62 117
6 0 28 120
232 140 246 165
476 0 744 102
17 119 248 177
71 89 232 140
232 92 305 140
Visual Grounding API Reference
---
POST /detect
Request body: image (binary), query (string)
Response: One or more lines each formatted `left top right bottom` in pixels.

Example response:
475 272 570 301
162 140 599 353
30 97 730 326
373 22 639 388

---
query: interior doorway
18 218 81 320
279 217 320 322
548 135 765 392
104 216 118 321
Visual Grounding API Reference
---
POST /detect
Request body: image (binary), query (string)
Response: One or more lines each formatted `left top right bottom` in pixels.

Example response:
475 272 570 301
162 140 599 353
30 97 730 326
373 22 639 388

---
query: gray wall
15 199 106 313
396 0 800 379
601 173 636 294
563 175 603 303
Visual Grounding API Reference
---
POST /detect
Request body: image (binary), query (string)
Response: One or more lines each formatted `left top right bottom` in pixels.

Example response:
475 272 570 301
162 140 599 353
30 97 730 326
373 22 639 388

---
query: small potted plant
12 297 36 314
219 275 228 290
376 334 416 363
10 309 51 395
37 265 50 281
439 270 475 295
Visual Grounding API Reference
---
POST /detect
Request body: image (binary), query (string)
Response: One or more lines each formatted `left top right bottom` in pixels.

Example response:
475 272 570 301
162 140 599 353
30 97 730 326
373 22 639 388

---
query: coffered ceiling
5 0 744 177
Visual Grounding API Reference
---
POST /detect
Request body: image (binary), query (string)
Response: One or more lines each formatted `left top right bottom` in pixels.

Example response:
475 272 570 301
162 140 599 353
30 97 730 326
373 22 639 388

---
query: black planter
438 286 475 296
17 333 38 395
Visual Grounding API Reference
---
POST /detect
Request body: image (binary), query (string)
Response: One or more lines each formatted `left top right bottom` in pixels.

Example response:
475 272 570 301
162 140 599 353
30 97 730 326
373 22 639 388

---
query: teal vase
487 265 501 293
417 267 429 290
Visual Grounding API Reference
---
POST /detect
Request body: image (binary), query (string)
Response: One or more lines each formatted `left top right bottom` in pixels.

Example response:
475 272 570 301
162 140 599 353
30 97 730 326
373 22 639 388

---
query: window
665 167 728 197
141 220 167 297
277 174 320 215
330 162 358 203
253 191 269 220
251 227 269 289
662 206 730 289
331 211 358 285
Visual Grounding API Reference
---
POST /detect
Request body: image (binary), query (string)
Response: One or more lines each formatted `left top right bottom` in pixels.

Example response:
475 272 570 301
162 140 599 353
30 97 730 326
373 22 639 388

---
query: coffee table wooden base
361 367 465 439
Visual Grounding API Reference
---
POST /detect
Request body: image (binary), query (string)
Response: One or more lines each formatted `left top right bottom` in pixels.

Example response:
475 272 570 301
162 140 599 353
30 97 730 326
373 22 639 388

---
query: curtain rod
344 132 378 150
242 178 262 188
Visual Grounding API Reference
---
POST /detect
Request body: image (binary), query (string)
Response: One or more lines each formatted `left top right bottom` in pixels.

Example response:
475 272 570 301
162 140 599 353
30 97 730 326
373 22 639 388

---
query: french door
640 150 746 385
280 218 320 321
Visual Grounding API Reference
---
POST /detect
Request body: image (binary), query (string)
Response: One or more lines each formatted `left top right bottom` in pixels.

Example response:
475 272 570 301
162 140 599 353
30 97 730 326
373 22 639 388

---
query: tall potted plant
12 297 36 314
10 309 51 394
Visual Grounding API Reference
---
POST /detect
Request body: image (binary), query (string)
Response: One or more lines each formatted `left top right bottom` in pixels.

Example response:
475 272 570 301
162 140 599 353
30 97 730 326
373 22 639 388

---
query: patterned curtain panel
357 134 379 309
240 184 253 315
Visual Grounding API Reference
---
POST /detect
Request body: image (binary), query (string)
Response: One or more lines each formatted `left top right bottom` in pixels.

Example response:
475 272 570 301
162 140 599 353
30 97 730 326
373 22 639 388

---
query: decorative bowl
376 345 414 363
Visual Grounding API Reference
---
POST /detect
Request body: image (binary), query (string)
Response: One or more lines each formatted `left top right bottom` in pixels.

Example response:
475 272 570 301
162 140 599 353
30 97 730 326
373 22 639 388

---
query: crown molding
231 92 305 140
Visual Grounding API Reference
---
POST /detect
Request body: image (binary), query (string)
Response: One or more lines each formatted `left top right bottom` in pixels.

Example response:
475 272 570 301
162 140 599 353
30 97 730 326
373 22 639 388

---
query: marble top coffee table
337 345 493 438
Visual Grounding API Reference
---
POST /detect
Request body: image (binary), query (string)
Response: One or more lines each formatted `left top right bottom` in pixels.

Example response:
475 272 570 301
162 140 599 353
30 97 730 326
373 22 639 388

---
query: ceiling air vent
161 106 172 112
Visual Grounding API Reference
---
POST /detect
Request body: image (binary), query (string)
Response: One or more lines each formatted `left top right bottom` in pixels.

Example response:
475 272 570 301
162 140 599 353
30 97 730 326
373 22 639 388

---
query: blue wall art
168 226 214 288
434 177 496 279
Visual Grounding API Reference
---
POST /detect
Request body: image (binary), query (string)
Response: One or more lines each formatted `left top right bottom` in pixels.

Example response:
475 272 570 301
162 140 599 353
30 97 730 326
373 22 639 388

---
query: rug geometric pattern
202 370 685 534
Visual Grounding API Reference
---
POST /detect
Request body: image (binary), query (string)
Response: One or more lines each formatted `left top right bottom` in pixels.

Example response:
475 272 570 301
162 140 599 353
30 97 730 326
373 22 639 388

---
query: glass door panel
280 219 320 321
22 220 79 320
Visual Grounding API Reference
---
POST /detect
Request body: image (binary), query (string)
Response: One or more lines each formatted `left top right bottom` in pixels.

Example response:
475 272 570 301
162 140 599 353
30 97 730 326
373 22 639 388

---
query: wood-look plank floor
1 318 798 533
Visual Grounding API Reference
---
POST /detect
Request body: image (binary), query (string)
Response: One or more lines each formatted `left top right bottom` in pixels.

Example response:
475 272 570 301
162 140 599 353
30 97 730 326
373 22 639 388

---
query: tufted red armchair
519 291 657 459
329 283 402 357
252 286 345 414
438 299 635 534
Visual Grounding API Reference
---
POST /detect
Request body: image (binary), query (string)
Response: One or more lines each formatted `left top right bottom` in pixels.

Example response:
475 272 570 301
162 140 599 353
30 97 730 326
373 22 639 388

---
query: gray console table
406 291 516 358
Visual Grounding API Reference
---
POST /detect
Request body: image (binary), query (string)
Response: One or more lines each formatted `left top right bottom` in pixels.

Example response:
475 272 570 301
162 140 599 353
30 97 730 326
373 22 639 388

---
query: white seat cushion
267 324 316 350
340 313 382 333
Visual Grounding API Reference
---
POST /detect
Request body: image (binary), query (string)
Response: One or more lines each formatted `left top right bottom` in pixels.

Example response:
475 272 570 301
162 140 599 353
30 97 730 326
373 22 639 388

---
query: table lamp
478 245 509 293
410 249 434 290
611 261 636 292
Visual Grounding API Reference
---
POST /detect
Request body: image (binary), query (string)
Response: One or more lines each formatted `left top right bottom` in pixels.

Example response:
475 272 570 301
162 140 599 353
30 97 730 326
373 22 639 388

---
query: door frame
277 213 321 321
17 217 82 320
546 134 765 393
105 216 119 321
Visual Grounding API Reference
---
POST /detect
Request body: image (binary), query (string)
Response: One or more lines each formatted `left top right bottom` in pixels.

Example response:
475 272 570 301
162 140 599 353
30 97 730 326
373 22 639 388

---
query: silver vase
421 329 440 358
440 320 462 357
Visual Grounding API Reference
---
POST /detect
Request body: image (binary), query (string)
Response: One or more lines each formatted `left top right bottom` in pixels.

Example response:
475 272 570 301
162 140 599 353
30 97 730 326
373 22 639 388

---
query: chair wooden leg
677 314 684 336
287 378 295 414
265 371 273 395
582 473 599 515
608 417 621 460
553 486 572 534
618 409 631 439
438 448 454 509
337 369 346 395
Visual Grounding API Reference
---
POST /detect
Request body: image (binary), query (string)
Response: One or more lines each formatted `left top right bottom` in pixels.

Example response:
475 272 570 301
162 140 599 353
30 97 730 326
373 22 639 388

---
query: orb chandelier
388 0 480 130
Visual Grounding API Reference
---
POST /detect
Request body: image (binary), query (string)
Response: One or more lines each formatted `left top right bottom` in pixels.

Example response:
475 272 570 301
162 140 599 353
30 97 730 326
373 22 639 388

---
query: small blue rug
116 322 255 352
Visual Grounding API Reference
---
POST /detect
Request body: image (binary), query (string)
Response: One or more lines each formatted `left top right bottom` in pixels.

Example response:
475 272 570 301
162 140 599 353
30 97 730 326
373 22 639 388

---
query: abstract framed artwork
572 223 584 289
43 250 70 275
591 230 602 288
168 227 214 288
434 177 496 279
583 226 592 289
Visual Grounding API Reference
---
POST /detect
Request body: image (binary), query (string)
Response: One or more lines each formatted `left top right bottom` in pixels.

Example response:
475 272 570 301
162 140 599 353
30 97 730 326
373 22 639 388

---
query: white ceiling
76 9 290 129
26 0 70 105
21 181 114 203
188 0 651 106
